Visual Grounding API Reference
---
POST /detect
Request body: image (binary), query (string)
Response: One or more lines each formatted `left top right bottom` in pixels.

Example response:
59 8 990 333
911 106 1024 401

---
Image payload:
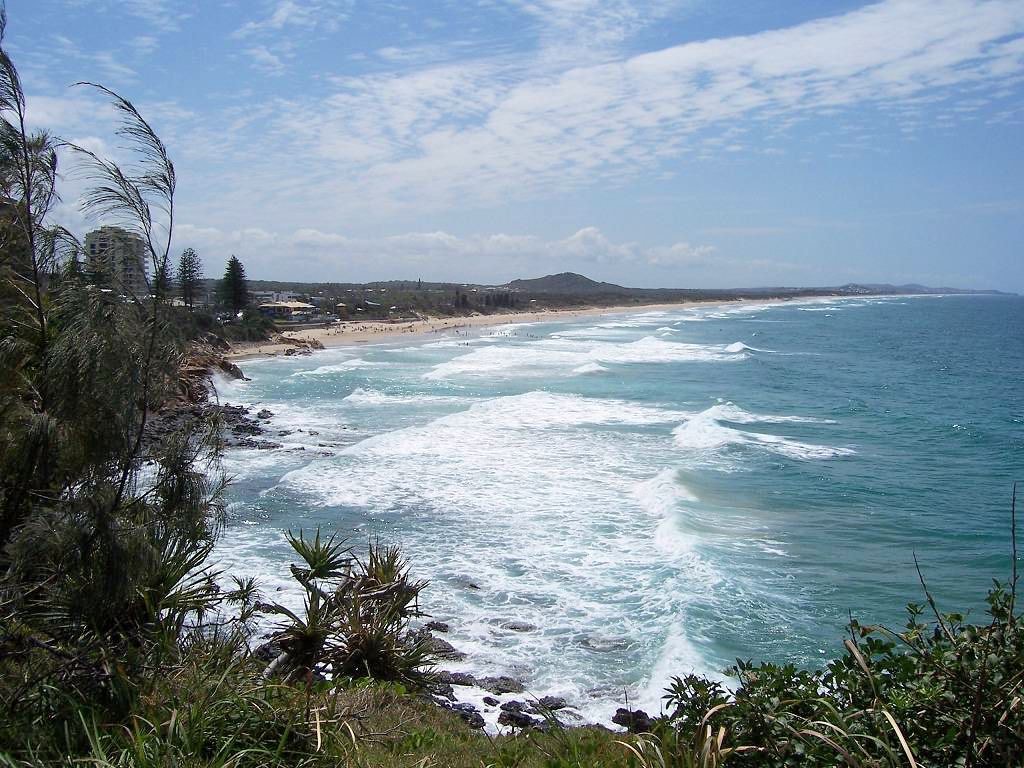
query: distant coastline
221 273 1015 363
224 297 782 361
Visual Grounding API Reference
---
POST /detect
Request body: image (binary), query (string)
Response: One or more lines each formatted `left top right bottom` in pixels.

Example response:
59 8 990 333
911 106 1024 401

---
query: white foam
268 389 724 723
213 303 863 727
637 623 726 714
292 358 384 376
633 469 699 555
482 323 537 336
672 403 853 461
424 335 745 380
342 387 467 407
572 362 608 374
724 341 778 353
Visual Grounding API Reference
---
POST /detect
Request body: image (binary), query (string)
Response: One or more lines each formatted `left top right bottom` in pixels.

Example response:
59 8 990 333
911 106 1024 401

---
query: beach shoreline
223 297 808 362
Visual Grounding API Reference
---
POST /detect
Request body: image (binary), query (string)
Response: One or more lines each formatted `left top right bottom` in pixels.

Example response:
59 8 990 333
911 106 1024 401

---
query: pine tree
175 247 203 309
218 255 248 313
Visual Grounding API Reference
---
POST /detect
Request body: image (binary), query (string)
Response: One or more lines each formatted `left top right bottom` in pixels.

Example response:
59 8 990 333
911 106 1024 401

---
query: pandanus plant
262 529 434 686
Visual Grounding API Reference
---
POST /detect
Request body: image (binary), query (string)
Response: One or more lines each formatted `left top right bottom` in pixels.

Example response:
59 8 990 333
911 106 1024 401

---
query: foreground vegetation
1 9 1021 766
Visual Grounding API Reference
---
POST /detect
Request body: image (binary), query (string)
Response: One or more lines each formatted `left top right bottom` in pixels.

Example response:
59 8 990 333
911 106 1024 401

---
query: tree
218 254 247 313
152 258 172 298
1 13 226 738
175 247 202 309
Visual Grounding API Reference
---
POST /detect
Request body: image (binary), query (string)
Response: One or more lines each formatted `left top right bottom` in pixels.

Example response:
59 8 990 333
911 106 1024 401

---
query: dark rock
498 709 537 729
217 359 246 379
536 696 568 711
407 628 467 661
452 575 482 590
450 702 485 729
500 621 537 632
483 696 499 707
431 682 456 701
612 708 653 734
499 700 525 713
436 671 477 687
579 636 631 653
252 638 283 663
478 675 525 694
256 409 273 419
425 620 450 633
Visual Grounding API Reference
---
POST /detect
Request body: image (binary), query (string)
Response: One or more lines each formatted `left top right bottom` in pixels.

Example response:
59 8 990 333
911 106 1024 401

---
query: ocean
213 294 1024 724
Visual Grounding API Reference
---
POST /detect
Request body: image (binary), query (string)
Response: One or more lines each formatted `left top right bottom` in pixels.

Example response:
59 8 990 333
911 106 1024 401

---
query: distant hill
501 275 1014 297
506 272 628 294
214 275 1013 325
837 283 1012 296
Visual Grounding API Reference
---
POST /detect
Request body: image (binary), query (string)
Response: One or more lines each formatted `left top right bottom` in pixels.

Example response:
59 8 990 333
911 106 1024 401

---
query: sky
8 0 1024 289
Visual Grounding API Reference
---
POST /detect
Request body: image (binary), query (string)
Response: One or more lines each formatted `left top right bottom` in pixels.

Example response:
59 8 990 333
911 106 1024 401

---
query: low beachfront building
258 300 315 318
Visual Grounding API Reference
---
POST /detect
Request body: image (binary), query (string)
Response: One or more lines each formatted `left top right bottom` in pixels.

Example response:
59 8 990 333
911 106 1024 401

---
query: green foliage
175 247 202 309
0 12 229 757
219 307 274 342
650 569 1024 767
217 255 248 313
263 530 434 687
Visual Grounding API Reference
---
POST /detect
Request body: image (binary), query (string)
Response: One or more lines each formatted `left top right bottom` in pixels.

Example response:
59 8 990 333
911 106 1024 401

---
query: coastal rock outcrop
407 627 467 661
497 709 539 729
611 708 653 733
448 702 485 729
499 620 537 632
536 696 568 711
478 675 525 694
436 671 476 687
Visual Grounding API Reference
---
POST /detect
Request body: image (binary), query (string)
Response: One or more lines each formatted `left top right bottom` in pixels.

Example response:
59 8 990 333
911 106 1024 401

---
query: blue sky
9 0 1024 289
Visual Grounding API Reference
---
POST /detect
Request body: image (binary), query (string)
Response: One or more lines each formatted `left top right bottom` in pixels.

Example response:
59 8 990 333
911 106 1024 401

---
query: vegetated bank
1 13 1021 766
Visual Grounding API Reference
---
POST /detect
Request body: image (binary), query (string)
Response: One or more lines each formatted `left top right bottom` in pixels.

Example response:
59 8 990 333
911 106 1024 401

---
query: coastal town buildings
84 226 149 295
257 300 315 318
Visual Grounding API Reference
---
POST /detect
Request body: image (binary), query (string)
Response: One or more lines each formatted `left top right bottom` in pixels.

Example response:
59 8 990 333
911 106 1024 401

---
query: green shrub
219 309 275 342
653 567 1024 767
262 531 434 687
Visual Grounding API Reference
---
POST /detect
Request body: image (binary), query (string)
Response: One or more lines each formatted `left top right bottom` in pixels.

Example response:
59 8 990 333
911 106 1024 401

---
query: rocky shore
156 338 652 736
393 622 650 734
145 334 326 453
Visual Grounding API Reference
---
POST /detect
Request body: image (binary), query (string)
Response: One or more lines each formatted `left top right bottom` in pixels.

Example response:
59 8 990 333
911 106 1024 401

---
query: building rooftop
258 301 315 309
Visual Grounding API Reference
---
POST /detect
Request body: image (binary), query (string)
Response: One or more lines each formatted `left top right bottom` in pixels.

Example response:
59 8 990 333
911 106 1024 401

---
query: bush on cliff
635 541 1024 768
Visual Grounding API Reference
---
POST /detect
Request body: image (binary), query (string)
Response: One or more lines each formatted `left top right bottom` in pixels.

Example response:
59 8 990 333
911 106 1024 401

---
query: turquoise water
215 294 1023 722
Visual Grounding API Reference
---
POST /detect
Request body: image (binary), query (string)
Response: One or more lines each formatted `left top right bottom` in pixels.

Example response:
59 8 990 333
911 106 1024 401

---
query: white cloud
21 0 1024 289
511 0 683 57
243 46 287 76
44 34 137 83
215 0 1024 221
231 0 352 39
121 0 183 32
177 224 715 282
130 35 160 56
65 0 183 34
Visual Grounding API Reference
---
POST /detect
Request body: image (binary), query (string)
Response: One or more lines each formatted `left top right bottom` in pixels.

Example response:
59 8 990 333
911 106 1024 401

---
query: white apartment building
84 226 149 296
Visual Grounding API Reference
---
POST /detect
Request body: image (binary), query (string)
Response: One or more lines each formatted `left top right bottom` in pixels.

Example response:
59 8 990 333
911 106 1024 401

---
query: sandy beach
223 300 736 361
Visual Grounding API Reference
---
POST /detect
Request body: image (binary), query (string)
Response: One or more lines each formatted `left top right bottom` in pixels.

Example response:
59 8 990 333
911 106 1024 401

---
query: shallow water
215 294 1024 722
